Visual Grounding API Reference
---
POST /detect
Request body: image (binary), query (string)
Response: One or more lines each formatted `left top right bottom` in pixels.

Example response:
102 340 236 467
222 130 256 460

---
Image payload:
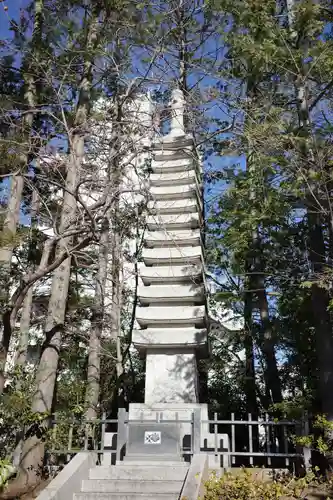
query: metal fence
47 410 310 470
203 412 310 469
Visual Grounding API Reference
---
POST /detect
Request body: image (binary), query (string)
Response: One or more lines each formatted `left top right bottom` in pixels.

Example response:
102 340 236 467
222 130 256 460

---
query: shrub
204 468 332 500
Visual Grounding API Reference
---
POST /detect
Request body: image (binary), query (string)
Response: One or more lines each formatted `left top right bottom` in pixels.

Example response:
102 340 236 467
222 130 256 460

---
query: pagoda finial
169 88 185 137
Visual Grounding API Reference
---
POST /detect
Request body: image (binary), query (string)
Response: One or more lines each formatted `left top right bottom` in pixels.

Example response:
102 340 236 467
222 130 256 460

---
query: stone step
81 479 183 494
150 169 197 187
89 464 188 481
116 460 188 466
139 264 203 285
136 305 206 328
144 229 201 248
148 198 198 214
137 284 205 305
123 453 183 462
142 246 203 266
151 184 199 200
74 494 178 500
146 213 200 231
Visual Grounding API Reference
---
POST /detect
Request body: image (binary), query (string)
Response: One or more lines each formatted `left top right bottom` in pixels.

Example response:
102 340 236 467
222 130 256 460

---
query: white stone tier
136 305 206 328
148 198 197 214
154 150 193 162
132 327 207 350
129 403 206 423
142 246 202 266
151 158 193 174
144 229 201 248
140 264 203 285
153 145 192 156
146 213 200 230
152 134 193 150
150 169 197 187
138 284 205 304
150 184 198 200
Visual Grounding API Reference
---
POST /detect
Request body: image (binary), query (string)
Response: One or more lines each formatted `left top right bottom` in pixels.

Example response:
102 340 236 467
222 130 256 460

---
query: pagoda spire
169 87 186 137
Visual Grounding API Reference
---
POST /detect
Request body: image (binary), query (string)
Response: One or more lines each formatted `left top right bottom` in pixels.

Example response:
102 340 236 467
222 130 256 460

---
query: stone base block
126 422 180 458
144 350 199 404
129 403 230 469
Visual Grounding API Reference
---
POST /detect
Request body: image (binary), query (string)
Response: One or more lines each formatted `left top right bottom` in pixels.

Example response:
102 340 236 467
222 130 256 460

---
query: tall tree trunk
111 217 123 379
245 176 282 407
253 234 282 406
243 262 258 414
84 217 109 421
0 175 24 279
15 134 79 490
285 0 333 440
14 288 34 368
256 283 283 406
0 0 44 392
0 176 24 386
243 51 282 408
308 213 333 416
15 188 40 368
108 95 123 382
2 10 100 497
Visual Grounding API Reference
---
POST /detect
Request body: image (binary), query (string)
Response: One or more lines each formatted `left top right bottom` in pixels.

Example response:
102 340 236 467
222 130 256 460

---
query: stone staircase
73 460 189 500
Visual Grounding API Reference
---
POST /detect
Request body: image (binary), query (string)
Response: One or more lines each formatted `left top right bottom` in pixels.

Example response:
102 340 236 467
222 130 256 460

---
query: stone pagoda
132 88 207 405
127 88 228 466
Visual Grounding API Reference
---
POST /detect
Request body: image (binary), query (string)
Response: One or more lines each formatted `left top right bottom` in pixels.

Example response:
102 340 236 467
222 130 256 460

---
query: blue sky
0 0 238 227
0 0 26 39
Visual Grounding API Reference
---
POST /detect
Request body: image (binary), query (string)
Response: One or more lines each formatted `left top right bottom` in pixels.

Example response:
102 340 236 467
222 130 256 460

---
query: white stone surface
81 478 183 494
150 169 197 187
132 327 207 349
153 134 193 149
148 198 198 214
154 150 193 162
36 452 97 500
89 464 188 480
181 454 209 500
139 264 203 285
146 213 200 230
129 402 208 425
136 305 206 327
142 246 202 265
145 349 198 404
138 284 205 304
150 184 198 200
169 88 186 137
151 158 193 173
144 229 201 247
153 145 192 156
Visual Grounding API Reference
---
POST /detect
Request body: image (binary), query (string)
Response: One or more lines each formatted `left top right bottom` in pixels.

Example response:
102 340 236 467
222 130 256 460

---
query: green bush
204 468 332 500
0 459 15 488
